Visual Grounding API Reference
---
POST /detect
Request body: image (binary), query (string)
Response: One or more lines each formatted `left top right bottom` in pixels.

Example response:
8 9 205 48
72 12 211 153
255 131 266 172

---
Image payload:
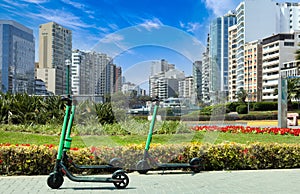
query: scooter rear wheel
47 172 64 189
112 171 129 189
189 158 202 173
136 160 149 174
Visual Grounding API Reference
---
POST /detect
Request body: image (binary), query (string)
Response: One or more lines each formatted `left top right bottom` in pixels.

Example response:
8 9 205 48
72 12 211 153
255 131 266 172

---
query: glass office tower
0 20 35 94
209 12 236 102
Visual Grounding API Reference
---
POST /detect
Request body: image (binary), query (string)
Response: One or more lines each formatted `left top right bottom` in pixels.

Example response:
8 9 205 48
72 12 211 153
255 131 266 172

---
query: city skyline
1 0 298 76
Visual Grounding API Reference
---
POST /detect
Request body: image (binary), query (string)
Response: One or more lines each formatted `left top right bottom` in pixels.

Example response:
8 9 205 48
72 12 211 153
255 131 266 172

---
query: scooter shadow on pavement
58 186 136 191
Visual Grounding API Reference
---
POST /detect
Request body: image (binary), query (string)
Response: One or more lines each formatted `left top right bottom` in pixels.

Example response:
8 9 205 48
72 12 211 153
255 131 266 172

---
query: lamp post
65 59 71 96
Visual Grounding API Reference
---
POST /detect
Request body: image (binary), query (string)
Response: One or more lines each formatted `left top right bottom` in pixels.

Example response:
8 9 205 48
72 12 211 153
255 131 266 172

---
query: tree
235 88 247 103
274 78 300 110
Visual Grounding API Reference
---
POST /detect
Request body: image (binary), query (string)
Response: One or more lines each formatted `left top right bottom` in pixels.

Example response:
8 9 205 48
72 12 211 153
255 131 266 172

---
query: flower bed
1 142 300 175
191 125 300 136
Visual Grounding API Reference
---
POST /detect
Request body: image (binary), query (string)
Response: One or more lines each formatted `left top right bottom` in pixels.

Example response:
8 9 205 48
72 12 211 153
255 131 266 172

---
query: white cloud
61 0 85 9
2 0 27 7
100 33 124 43
202 0 238 16
29 8 93 30
108 23 119 31
140 18 163 31
61 0 95 19
180 21 202 34
21 0 49 3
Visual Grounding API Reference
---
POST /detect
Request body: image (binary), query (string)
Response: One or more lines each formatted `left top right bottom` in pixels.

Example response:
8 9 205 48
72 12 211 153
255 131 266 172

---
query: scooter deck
72 164 118 170
157 163 191 169
62 164 123 183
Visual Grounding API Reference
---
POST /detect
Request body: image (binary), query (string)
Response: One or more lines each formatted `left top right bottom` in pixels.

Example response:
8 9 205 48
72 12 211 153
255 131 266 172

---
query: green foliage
226 102 241 112
154 121 190 134
0 93 64 125
200 104 229 116
2 142 300 175
236 88 247 103
253 102 277 111
236 105 248 114
95 102 116 125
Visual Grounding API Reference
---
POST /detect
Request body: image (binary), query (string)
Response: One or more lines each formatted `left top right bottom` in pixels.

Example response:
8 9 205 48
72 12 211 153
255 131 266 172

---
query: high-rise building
113 65 122 93
209 12 236 101
202 35 210 104
71 50 94 95
0 20 35 94
150 59 174 76
277 2 300 33
228 25 238 101
71 50 119 96
193 61 202 103
234 0 300 93
261 31 300 101
235 0 278 92
179 76 194 99
149 61 185 99
37 22 72 95
244 40 263 102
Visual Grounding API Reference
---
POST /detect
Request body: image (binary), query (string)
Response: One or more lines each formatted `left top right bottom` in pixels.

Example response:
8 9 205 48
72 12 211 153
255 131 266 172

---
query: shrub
253 102 277 111
226 102 241 112
2 143 300 175
236 105 248 114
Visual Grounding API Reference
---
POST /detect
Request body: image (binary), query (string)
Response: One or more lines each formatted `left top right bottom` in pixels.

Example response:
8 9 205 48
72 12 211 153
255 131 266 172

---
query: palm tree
235 88 247 103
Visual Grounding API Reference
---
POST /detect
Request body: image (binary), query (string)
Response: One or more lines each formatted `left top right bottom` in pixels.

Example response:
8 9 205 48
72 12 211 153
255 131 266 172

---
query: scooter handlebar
152 96 160 105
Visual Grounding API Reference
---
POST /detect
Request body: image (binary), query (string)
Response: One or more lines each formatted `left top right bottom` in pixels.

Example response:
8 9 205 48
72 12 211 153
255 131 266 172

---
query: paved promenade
1 169 300 194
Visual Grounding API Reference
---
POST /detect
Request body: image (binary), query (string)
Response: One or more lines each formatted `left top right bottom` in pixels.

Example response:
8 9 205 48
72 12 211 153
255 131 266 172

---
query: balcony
262 74 279 81
262 66 280 74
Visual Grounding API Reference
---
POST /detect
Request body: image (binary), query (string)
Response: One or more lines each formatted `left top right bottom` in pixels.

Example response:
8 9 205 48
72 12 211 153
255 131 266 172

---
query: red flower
70 147 79 151
90 146 96 153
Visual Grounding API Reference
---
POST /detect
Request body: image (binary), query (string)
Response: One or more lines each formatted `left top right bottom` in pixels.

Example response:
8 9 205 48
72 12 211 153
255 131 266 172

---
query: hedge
1 142 300 175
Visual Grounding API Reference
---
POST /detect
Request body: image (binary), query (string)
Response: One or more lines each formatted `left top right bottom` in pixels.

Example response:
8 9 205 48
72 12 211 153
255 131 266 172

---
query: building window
284 42 294 46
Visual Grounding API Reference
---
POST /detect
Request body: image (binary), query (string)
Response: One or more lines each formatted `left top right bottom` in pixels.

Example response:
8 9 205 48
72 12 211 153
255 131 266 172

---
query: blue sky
0 0 298 87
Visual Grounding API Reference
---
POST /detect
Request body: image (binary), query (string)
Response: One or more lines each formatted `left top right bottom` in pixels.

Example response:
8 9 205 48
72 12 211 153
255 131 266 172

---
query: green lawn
1 130 299 148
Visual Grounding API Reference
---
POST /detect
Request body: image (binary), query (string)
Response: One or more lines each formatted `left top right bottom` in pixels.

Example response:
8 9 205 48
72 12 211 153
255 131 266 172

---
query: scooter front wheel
112 170 129 189
47 172 64 189
109 158 124 168
136 160 150 174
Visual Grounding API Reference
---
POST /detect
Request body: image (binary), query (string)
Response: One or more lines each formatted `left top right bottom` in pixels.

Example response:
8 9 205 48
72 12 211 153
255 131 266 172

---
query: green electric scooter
136 97 202 174
47 61 129 189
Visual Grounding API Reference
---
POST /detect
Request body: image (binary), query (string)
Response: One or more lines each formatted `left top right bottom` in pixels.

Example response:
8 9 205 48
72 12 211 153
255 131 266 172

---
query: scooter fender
189 157 202 166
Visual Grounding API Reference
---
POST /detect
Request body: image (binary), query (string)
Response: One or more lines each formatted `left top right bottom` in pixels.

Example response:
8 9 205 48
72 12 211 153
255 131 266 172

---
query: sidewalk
1 169 300 193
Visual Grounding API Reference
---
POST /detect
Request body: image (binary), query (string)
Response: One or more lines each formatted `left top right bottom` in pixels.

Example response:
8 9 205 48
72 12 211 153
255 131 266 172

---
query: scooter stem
145 100 159 151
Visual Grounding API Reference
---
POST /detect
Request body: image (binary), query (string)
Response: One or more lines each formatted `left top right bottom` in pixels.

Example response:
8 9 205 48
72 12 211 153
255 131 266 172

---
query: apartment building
0 20 35 94
235 0 278 93
262 31 300 101
71 50 120 96
277 2 300 32
228 25 238 101
179 76 194 99
244 41 263 102
149 66 185 99
231 0 300 95
37 22 72 95
201 35 210 104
